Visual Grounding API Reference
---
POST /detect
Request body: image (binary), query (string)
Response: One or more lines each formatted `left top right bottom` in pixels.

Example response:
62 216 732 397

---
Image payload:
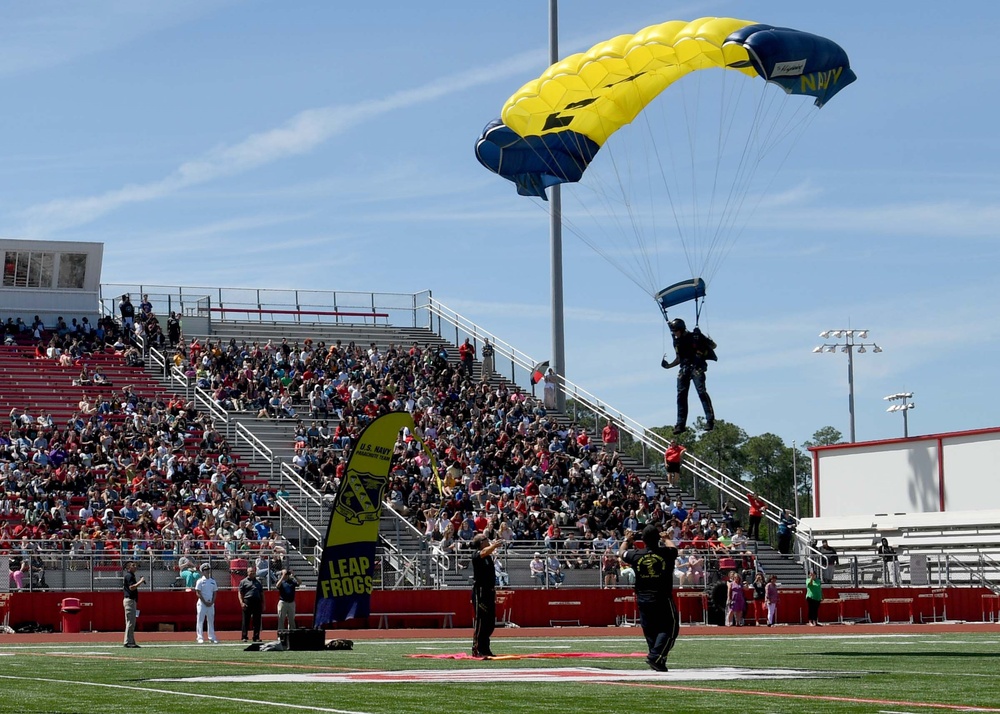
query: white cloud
17 47 547 236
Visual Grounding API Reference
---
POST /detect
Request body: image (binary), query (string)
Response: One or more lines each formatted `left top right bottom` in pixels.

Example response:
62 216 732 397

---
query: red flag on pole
530 360 549 386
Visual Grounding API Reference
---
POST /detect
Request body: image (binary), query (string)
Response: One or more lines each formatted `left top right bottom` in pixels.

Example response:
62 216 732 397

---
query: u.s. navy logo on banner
336 469 387 526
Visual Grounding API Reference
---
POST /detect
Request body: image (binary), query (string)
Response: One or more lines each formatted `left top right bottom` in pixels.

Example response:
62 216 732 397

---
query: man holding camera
276 568 299 631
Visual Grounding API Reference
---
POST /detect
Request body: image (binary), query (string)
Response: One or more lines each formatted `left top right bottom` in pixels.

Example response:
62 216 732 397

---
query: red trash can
60 598 82 634
230 558 249 588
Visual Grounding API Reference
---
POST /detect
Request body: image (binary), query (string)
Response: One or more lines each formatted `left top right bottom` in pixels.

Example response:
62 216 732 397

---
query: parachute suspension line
544 199 655 297
701 69 753 283
603 124 660 293
683 73 706 279
644 104 690 281
539 109 665 298
586 112 659 295
701 76 769 282
703 89 821 283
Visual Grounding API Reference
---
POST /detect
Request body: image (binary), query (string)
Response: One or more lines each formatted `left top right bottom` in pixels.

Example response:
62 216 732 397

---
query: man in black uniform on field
619 524 680 672
470 533 502 658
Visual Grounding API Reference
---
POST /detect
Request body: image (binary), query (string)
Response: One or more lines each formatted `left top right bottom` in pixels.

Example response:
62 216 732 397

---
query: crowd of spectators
1 310 284 588
183 332 751 586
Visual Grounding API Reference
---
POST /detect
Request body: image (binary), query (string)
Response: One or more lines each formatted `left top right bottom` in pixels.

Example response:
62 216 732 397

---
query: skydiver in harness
661 318 716 435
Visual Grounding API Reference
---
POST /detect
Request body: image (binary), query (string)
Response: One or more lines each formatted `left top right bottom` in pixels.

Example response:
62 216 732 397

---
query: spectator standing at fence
765 574 780 626
726 571 747 627
601 418 619 454
138 294 153 323
747 492 766 540
167 312 181 347
122 560 144 648
195 563 219 644
480 339 494 380
119 294 135 334
619 525 679 672
777 508 796 555
877 537 899 586
806 569 823 626
664 440 685 487
818 540 839 583
458 338 476 379
470 533 501 658
238 564 264 642
11 561 28 589
751 572 767 625
275 568 298 631
543 368 557 410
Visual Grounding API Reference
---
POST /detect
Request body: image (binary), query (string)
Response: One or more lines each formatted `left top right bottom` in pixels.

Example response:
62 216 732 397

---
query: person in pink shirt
11 561 28 589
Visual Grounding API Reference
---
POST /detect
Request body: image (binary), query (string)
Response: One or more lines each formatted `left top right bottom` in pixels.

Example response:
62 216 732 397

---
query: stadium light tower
812 329 881 443
884 392 915 438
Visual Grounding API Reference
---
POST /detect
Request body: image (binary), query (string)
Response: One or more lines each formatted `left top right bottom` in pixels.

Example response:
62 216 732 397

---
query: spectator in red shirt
601 418 619 453
747 492 767 541
664 440 686 487
473 510 489 532
458 338 475 379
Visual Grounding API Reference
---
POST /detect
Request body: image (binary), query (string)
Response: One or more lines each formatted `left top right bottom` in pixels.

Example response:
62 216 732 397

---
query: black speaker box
279 628 326 651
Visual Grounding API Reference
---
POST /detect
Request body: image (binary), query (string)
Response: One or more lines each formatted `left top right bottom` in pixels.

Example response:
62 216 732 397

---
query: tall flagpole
549 0 566 411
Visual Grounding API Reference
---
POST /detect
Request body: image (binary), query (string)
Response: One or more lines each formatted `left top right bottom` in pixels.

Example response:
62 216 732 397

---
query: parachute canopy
475 17 855 198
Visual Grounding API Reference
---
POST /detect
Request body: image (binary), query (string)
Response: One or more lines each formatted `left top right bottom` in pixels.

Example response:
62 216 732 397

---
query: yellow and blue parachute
475 18 856 322
476 17 855 199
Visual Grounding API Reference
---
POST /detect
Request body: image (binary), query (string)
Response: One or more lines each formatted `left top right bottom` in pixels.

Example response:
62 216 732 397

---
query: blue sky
1 0 998 447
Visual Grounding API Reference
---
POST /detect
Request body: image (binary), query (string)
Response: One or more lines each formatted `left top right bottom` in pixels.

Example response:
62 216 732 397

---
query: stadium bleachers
799 510 1000 586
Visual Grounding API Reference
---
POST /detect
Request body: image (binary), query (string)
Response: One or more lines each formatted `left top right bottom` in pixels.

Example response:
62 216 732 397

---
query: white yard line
0 675 374 714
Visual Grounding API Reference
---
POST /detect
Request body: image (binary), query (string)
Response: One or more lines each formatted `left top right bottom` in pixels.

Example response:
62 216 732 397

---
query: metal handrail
279 462 324 509
169 363 193 398
192 385 231 436
234 422 275 478
100 284 431 328
273 495 323 544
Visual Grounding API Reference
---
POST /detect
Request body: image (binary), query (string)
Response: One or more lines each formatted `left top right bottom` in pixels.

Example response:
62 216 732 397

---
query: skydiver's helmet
668 318 686 333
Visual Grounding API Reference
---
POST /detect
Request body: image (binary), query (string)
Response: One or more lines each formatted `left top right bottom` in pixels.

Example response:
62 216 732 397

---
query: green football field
1 631 998 713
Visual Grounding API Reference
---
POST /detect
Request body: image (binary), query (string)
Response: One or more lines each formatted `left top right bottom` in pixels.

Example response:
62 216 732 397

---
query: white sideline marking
152 666 844 684
0 675 373 714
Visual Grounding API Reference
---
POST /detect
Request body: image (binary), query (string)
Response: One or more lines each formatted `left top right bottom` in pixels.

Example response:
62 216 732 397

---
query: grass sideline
1 631 999 713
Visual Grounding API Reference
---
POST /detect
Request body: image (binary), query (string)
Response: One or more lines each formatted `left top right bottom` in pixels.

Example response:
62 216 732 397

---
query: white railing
233 422 275 477
273 495 323 543
100 284 432 328
279 462 325 508
192 385 231 437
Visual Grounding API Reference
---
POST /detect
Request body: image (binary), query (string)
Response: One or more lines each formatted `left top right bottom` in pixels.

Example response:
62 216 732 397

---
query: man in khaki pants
275 568 299 631
122 561 145 648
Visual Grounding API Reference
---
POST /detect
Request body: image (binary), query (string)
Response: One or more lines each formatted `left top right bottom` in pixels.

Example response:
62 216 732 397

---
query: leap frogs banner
314 411 416 627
